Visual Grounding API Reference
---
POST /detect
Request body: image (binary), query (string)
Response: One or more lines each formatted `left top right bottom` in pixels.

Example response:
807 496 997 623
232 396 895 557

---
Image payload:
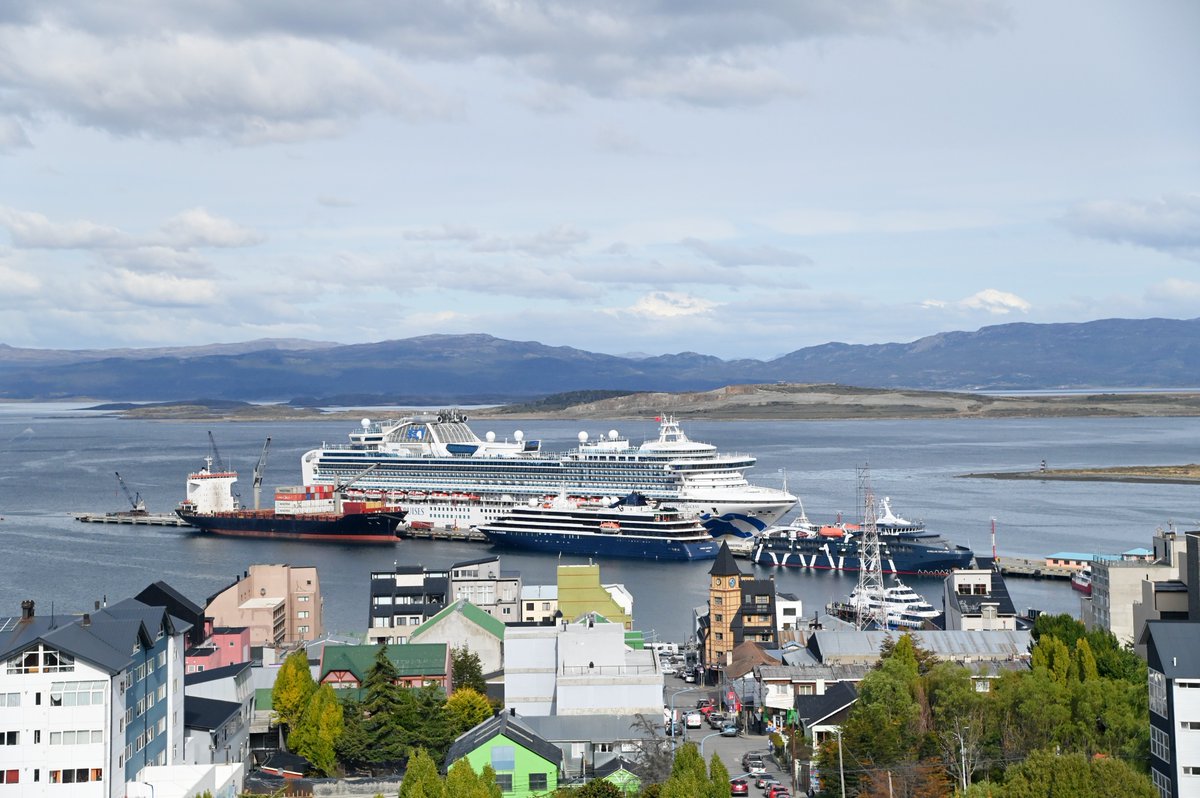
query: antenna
854 465 887 631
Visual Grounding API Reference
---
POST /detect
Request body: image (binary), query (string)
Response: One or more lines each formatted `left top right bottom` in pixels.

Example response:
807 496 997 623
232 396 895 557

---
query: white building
943 569 1018 632
1085 527 1189 648
505 614 664 717
521 585 559 624
0 597 188 795
1143 620 1200 798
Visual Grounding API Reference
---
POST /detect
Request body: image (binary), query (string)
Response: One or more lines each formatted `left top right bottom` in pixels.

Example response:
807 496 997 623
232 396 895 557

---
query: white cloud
0 207 130 249
682 237 812 268
0 117 31 152
101 269 220 307
923 288 1031 315
160 208 264 248
1146 278 1200 303
622 291 717 319
1061 194 1200 260
0 259 41 297
764 208 1003 236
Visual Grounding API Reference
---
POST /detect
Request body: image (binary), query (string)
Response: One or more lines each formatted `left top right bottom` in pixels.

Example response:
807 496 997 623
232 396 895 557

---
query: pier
398 525 489 543
75 512 193 527
992 556 1073 581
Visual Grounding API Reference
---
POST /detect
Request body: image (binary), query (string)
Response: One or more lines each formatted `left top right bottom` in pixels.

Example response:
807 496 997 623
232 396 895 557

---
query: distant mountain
0 318 1196 402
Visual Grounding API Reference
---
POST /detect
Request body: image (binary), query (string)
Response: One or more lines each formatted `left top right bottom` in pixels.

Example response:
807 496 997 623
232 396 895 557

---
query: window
529 773 548 791
298 595 310 602
714 597 723 606
5 644 74 674
495 773 513 792
525 602 534 611
1152 726 1171 761
502 607 511 615
0 694 16 707
298 611 310 619
157 651 167 669
49 681 105 707
491 745 515 771
157 684 166 702
715 614 723 622
0 770 17 785
715 632 724 641
49 730 103 745
756 595 770 604
1182 721 1200 730
1184 766 1200 775
974 680 991 693
0 731 16 745
1152 767 1171 798
298 626 309 634
1150 669 1168 717
596 743 614 752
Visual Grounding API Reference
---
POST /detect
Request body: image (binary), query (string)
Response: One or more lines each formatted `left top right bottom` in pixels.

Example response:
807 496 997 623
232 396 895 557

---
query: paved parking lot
664 684 797 790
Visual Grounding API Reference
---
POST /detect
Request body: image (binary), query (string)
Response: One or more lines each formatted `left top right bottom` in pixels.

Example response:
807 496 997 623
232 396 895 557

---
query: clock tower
705 541 742 676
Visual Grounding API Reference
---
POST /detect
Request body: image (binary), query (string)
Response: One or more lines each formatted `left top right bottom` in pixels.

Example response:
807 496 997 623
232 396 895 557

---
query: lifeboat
818 525 846 538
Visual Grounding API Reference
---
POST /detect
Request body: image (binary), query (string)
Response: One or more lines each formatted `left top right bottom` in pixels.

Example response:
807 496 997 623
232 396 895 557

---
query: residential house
450 556 522 622
1086 527 1191 648
205 564 322 649
556 565 633 630
1142 620 1200 798
521 585 558 624
592 756 642 796
183 696 247 766
0 596 189 795
445 712 562 798
519 715 660 778
407 600 505 676
318 643 451 691
943 568 1019 631
367 564 449 645
186 627 251 674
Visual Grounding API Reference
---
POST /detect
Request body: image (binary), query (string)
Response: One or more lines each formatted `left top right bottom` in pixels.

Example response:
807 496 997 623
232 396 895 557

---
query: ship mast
855 465 888 630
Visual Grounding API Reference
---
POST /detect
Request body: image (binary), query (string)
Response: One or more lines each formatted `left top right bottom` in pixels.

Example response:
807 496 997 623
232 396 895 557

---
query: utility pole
836 728 845 798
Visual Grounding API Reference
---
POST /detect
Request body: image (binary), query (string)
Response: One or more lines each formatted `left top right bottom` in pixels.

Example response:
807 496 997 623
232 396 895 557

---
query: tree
273 650 317 735
335 696 372 772
362 644 407 764
289 683 344 776
708 752 731 798
453 646 488 694
399 749 447 798
575 780 623 797
446 757 503 798
625 714 674 785
446 687 494 738
1000 748 1155 798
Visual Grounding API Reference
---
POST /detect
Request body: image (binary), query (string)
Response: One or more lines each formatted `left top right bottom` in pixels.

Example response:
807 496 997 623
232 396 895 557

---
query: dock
398 525 489 543
75 513 193 527
993 556 1073 581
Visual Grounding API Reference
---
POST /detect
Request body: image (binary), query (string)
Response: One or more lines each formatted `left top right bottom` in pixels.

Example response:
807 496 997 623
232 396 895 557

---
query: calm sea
1 407 1196 643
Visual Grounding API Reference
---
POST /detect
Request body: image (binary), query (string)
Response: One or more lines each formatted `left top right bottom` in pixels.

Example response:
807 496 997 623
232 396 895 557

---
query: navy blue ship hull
480 528 719 561
753 538 973 575
177 509 404 543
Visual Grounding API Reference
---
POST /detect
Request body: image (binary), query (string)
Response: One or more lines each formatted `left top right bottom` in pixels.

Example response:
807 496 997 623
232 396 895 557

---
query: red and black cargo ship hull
176 508 404 543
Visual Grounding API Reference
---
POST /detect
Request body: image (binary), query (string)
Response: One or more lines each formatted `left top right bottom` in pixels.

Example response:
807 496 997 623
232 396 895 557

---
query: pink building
186 625 252 673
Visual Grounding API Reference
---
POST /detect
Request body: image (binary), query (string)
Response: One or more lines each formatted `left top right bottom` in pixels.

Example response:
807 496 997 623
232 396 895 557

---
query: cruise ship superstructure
301 411 796 537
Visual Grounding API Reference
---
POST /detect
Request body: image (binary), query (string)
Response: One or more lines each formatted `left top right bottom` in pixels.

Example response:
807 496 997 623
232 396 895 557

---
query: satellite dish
514 430 524 442
486 431 496 442
361 418 371 429
578 431 589 443
609 429 619 440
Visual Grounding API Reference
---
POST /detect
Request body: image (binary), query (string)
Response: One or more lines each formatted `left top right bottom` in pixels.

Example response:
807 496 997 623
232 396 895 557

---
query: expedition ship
176 458 404 543
300 412 796 538
476 493 720 561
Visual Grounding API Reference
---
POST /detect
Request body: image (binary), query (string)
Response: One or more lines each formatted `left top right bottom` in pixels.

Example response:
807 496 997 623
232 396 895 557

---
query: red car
766 785 791 798
730 778 750 796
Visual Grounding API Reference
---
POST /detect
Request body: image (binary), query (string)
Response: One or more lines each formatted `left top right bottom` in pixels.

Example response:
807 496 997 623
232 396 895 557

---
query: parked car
661 663 677 675
742 752 765 770
684 711 703 728
683 669 697 683
746 759 768 775
766 785 791 798
707 711 726 728
730 778 750 796
720 722 740 737
755 774 778 790
664 720 682 736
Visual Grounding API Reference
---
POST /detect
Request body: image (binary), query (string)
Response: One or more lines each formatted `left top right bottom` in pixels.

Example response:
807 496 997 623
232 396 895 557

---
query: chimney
82 613 91 627
20 600 34 621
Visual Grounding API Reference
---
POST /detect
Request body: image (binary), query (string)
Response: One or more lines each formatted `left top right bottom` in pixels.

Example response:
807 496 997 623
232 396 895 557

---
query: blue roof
1046 552 1121 562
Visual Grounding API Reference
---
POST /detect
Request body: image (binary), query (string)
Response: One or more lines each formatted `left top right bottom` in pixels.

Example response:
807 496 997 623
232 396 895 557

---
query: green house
445 713 563 797
594 757 642 796
319 642 450 690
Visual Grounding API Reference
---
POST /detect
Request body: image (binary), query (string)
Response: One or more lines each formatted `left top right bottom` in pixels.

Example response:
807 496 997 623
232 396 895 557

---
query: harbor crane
206 431 227 473
331 463 379 514
252 437 271 511
114 472 147 515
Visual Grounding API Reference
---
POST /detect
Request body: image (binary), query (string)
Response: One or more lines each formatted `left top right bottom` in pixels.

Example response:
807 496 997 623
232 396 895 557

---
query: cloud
764 208 1003 236
1145 278 1200 303
101 269 220 307
317 195 356 208
160 208 264 248
405 223 587 258
922 288 1031 315
622 291 717 319
1061 194 1200 260
0 258 41 298
682 237 812 268
0 206 130 249
0 117 31 152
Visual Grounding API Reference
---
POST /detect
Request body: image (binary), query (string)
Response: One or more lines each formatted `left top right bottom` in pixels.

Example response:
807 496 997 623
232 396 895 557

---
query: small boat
1071 565 1093 596
826 577 941 629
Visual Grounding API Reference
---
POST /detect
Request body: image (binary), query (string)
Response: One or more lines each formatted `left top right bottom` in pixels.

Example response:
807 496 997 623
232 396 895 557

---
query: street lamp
698 731 722 757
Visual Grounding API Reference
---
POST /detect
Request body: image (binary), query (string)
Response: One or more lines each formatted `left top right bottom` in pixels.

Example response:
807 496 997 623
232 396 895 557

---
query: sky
0 1 1197 360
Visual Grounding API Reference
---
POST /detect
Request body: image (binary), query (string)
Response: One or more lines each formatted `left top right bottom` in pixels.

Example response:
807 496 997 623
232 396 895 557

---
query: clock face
713 577 721 587
728 577 736 586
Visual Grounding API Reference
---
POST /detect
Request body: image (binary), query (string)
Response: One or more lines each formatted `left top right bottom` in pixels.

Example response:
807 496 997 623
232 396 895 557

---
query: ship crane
252 437 271 511
114 471 147 514
207 430 240 501
332 463 380 514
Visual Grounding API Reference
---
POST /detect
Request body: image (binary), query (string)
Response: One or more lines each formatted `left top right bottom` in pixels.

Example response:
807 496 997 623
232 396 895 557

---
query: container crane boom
252 437 271 510
114 471 147 514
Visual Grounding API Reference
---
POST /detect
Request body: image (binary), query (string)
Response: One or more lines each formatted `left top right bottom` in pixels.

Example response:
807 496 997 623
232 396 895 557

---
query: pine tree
452 646 488 694
708 752 731 798
362 643 406 764
399 749 447 798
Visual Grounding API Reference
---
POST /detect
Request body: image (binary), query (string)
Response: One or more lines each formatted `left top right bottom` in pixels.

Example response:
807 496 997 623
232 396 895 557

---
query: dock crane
206 430 240 501
252 437 271 510
331 463 379 512
114 472 147 515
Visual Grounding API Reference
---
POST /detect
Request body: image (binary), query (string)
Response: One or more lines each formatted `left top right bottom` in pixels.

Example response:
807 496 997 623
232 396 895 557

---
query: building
445 712 562 798
1085 527 1190 648
518 716 656 783
943 568 1019 631
521 585 558 624
318 643 451 691
449 556 522 622
701 542 777 681
205 565 322 650
556 565 633 630
505 615 663 717
0 596 189 795
183 696 248 766
407 600 506 676
185 627 251 674
1142 620 1200 798
367 564 449 645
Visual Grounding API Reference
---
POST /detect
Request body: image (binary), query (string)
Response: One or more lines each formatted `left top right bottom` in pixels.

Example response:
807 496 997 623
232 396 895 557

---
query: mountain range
1 317 1197 403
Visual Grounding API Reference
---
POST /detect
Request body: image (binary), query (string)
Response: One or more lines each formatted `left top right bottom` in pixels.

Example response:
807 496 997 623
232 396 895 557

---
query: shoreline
962 465 1200 485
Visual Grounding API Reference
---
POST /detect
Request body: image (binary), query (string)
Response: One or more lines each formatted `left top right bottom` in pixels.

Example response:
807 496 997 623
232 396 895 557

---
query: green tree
576 780 623 797
708 752 730 798
273 649 317 734
335 696 371 772
453 646 488 694
404 684 455 760
446 757 505 798
399 749 447 798
1000 748 1155 798
660 743 708 798
446 687 494 737
288 683 344 776
362 644 406 764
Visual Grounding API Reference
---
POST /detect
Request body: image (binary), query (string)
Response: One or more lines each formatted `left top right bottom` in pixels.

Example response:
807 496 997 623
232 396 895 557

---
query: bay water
0 407 1196 643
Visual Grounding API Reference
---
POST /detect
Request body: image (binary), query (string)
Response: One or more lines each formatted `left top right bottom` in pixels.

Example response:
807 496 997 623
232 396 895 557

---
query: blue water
1 408 1196 642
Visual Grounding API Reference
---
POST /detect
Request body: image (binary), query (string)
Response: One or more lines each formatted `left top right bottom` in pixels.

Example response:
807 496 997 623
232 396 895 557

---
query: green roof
255 688 273 711
409 599 505 642
624 631 644 650
320 643 448 682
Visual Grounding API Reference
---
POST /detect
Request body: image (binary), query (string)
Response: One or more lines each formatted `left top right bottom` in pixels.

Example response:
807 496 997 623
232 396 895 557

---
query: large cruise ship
300 411 796 537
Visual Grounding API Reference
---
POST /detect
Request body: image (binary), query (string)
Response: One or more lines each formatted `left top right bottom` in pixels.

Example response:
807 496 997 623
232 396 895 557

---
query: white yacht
826 577 940 629
301 411 796 538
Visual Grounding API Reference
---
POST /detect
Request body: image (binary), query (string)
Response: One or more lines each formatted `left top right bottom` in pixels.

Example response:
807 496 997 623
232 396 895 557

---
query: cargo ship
176 458 404 543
